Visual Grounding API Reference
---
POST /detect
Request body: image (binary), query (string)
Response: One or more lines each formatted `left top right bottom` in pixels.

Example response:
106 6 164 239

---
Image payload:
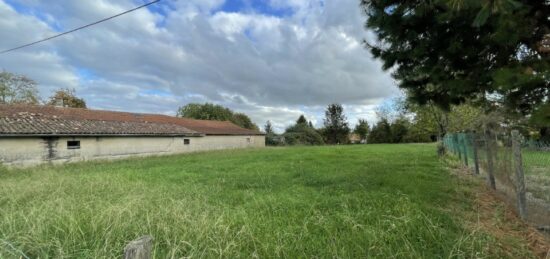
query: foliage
47 88 87 108
367 98 485 143
0 145 536 258
284 117 324 145
322 104 350 144
283 129 324 146
362 1 549 117
264 121 282 146
296 115 308 125
264 120 274 134
0 71 40 104
368 118 392 144
177 103 259 130
353 119 369 142
447 105 484 132
390 117 410 143
232 113 259 131
406 102 448 140
265 133 281 146
404 102 484 142
529 103 550 141
177 103 233 121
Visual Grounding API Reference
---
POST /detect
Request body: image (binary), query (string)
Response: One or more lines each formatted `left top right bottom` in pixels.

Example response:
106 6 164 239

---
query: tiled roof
0 104 264 136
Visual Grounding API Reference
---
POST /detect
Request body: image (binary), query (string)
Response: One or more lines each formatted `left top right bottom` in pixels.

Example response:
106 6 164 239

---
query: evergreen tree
361 1 549 117
354 119 369 143
322 104 350 144
264 120 280 146
264 120 274 134
368 119 392 144
296 115 308 125
390 117 410 143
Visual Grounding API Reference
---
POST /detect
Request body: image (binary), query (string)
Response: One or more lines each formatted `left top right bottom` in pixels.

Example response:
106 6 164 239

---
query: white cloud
0 0 397 131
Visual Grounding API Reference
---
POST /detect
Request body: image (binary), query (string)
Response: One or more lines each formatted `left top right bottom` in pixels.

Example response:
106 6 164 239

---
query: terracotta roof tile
0 104 264 136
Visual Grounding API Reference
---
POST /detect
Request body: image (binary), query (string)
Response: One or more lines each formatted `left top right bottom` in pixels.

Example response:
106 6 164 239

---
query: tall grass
0 144 535 258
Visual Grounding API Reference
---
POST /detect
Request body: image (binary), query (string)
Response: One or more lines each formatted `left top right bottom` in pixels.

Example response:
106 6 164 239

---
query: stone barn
0 104 265 166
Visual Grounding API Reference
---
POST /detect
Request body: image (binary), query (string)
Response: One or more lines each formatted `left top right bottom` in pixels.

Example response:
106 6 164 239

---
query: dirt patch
475 186 550 258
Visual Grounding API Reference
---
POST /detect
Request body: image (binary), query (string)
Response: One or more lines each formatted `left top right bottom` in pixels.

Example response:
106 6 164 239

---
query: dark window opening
246 138 251 143
67 140 80 149
184 139 190 145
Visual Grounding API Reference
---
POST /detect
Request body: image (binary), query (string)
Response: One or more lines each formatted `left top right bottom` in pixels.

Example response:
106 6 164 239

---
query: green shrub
283 128 324 145
265 133 283 146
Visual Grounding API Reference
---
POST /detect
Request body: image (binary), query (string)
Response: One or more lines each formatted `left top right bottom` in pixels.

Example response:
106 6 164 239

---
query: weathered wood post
484 128 497 190
124 235 153 259
511 130 527 220
471 132 480 175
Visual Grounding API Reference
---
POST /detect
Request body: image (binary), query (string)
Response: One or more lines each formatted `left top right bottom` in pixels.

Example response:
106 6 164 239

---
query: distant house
0 104 265 166
349 133 366 144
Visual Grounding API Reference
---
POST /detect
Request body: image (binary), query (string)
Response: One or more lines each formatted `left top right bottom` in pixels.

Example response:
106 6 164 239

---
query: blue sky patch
219 0 294 17
76 67 98 81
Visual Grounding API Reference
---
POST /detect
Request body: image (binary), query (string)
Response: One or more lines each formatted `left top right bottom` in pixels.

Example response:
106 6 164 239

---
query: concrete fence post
454 134 462 160
124 236 153 259
511 130 527 220
484 128 497 190
462 134 469 167
471 132 480 175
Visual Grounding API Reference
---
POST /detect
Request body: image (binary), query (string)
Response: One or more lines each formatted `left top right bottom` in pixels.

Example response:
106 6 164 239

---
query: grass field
0 144 539 258
523 149 550 175
523 150 550 203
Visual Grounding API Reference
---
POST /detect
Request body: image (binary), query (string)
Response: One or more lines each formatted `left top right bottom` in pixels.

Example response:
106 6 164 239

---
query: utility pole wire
0 0 162 55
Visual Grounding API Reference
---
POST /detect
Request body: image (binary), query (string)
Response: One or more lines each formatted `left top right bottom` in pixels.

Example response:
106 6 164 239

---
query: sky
0 0 398 133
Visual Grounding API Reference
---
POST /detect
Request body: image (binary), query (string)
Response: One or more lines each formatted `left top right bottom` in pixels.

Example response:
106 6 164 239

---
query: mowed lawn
0 144 535 258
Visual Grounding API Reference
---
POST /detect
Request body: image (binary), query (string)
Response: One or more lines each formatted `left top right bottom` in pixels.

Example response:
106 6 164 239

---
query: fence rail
443 130 550 230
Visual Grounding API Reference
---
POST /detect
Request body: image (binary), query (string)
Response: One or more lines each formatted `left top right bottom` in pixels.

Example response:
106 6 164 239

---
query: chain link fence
443 131 550 231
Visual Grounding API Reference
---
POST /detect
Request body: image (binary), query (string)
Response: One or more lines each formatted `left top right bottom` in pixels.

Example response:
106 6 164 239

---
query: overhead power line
0 0 162 55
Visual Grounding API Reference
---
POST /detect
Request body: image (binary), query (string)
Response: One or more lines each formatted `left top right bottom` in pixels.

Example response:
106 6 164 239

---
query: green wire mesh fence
443 131 550 230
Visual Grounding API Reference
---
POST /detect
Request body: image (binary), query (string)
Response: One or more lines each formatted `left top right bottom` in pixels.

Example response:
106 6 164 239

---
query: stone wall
0 135 265 167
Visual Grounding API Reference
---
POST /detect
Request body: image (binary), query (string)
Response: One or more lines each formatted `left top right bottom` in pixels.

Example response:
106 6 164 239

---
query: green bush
283 127 325 145
265 133 283 146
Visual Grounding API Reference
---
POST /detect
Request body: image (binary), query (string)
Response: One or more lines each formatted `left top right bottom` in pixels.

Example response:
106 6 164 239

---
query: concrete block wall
0 135 265 167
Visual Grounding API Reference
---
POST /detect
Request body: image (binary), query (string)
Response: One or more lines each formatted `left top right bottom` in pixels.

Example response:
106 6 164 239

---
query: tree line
265 104 369 146
263 97 488 146
367 96 485 144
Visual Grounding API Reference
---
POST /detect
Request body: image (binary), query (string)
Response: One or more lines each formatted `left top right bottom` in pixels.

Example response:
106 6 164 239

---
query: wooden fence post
471 132 480 175
484 128 497 190
124 236 153 259
511 130 527 220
